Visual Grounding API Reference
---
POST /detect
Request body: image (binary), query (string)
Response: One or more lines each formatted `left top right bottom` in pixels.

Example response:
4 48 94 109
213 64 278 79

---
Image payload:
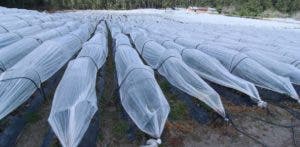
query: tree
275 0 291 13
0 0 299 16
238 0 264 16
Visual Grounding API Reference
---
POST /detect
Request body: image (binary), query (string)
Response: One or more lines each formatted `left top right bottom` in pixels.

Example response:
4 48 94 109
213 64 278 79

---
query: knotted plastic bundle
49 23 107 147
0 23 93 120
130 29 226 118
114 32 170 139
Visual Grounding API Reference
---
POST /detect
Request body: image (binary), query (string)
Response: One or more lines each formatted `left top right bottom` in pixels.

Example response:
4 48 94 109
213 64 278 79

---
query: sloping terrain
0 7 300 147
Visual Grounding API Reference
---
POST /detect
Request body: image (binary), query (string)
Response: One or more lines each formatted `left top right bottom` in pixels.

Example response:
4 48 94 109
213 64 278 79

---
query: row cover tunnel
0 6 300 147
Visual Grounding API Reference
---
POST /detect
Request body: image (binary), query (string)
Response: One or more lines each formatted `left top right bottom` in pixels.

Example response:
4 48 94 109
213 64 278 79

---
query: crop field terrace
0 6 300 147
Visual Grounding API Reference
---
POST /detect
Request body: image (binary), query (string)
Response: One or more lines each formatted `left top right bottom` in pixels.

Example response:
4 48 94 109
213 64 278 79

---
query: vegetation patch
25 112 41 124
1 0 299 17
169 99 188 120
112 120 129 138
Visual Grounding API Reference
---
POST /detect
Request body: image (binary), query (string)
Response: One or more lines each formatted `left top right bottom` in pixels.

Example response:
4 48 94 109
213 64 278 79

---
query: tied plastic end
258 101 267 108
224 117 229 122
156 138 162 145
142 138 162 147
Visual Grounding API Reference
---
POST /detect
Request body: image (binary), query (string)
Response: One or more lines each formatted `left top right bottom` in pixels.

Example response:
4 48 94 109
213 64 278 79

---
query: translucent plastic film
148 34 265 106
0 23 93 120
0 12 74 33
49 58 98 147
0 21 65 48
130 29 226 118
174 38 299 101
0 22 79 72
49 23 107 147
114 32 170 138
259 51 300 70
241 50 300 86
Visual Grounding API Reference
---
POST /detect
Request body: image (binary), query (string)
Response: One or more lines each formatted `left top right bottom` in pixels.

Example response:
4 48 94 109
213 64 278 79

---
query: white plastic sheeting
237 50 300 86
0 21 66 48
129 29 226 118
0 8 299 146
194 29 300 60
0 15 52 24
0 19 30 33
212 44 300 84
137 17 300 51
174 38 299 101
0 21 80 73
49 23 106 147
141 19 300 65
114 32 170 140
259 51 300 70
128 20 300 99
0 12 75 33
200 40 300 66
126 16 299 51
0 23 94 120
0 7 41 15
147 34 266 106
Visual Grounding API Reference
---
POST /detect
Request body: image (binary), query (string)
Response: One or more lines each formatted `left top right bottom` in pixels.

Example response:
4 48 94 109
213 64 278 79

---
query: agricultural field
0 6 300 147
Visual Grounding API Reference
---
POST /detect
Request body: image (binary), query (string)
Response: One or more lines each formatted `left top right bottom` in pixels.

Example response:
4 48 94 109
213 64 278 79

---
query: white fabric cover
174 38 299 101
132 21 300 97
129 29 226 118
138 19 300 66
240 50 300 85
0 21 66 48
0 22 79 72
0 20 29 33
0 23 93 120
259 51 300 69
114 32 170 138
48 24 106 147
148 34 265 106
0 12 74 33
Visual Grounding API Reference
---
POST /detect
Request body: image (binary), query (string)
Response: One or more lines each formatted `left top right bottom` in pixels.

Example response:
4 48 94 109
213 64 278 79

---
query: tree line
1 0 300 16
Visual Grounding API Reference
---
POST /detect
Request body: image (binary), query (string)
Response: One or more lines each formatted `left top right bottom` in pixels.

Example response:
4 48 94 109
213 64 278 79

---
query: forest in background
1 0 300 17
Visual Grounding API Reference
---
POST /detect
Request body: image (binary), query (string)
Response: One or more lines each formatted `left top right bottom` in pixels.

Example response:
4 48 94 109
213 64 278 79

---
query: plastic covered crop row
129 28 227 119
0 21 67 48
112 26 169 143
0 21 80 73
0 12 75 33
174 37 299 102
49 22 107 147
0 22 95 120
148 33 266 107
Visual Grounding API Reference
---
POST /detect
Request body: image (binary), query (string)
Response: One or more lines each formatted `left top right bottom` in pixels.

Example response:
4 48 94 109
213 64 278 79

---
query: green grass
158 79 188 120
169 100 188 120
97 133 104 142
159 80 171 92
193 98 214 113
0 119 9 126
25 112 41 124
112 120 129 138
